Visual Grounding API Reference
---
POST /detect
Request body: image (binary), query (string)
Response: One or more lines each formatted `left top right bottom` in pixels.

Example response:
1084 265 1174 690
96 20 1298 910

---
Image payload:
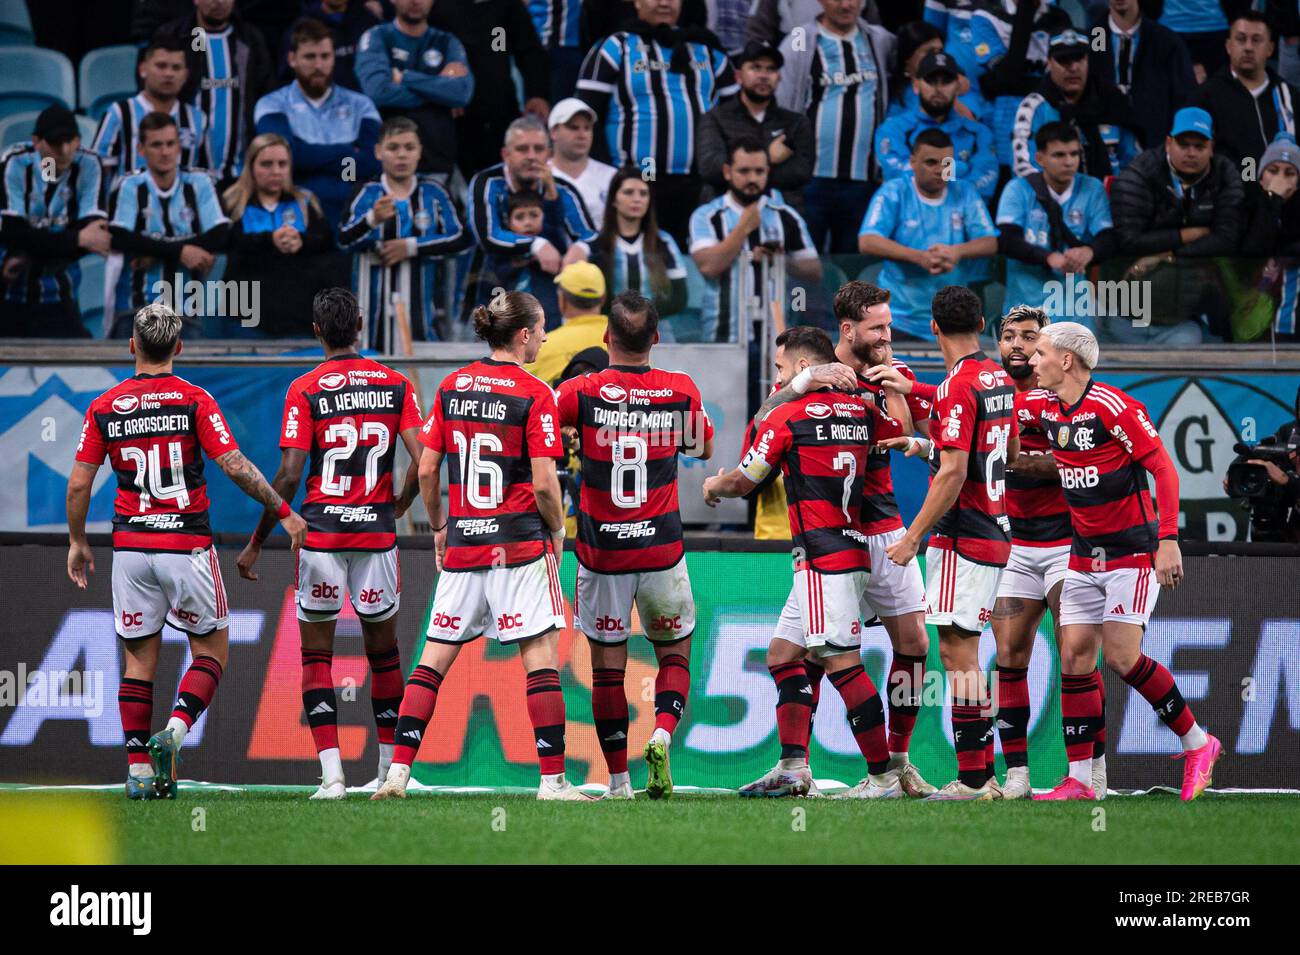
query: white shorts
112 547 229 639
426 553 565 645
997 543 1071 603
574 559 695 645
924 545 1003 634
1059 566 1159 629
297 548 400 623
863 527 926 617
772 568 870 658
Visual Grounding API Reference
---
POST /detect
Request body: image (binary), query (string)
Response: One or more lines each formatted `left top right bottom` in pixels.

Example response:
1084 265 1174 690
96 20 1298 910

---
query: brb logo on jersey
112 395 140 414
805 402 832 419
599 384 627 403
318 372 347 391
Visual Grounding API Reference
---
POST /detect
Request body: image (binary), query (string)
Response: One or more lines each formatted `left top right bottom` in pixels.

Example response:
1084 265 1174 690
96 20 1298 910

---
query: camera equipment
1226 439 1298 500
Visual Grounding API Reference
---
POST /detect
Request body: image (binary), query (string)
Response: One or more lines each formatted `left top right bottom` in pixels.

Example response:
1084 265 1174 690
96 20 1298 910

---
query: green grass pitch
6 790 1298 865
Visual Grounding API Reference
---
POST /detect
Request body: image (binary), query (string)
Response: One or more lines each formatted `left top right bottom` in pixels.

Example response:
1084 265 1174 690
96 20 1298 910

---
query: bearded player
373 291 589 802
67 302 306 799
742 282 937 797
705 327 905 798
1023 323 1221 801
556 291 713 800
237 288 425 799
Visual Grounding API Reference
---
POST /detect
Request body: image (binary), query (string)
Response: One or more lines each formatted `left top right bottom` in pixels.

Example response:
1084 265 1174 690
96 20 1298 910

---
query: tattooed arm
753 362 860 422
216 449 307 550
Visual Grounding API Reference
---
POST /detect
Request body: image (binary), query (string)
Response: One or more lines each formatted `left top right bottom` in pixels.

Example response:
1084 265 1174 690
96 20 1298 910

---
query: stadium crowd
7 0 1300 352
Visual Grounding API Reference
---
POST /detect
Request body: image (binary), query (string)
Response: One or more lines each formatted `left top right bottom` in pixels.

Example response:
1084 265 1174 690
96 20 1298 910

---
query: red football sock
118 677 153 768
592 666 629 774
769 661 812 760
1061 672 1101 763
830 664 890 775
301 648 337 753
525 668 566 775
1092 668 1108 758
393 665 442 766
887 652 925 754
1123 655 1195 736
366 646 403 746
952 700 992 789
653 653 690 734
995 665 1030 769
171 655 222 729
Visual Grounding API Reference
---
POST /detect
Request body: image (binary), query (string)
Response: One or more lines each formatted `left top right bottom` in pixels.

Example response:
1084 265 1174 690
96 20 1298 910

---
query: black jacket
1241 180 1300 257
1189 66 1300 168
1109 145 1244 256
1087 10 1196 148
696 96 815 209
431 0 549 115
1021 72 1143 177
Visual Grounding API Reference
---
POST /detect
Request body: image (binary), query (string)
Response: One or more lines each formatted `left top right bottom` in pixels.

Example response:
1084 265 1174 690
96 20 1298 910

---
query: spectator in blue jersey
528 0 586 103
160 0 275 190
0 106 109 337
966 0 1071 173
577 0 738 246
1011 29 1141 182
857 127 997 342
463 115 598 321
107 112 231 337
746 0 884 47
92 32 209 198
476 191 563 326
776 0 895 254
221 133 337 338
689 137 822 345
887 19 986 123
697 41 816 213
281 1 382 92
1158 0 1231 80
707 0 752 53
429 0 551 177
355 0 474 181
996 122 1117 318
590 166 689 320
1088 0 1196 151
1189 12 1300 170
876 51 998 200
338 117 468 346
256 17 382 231
1241 133 1300 341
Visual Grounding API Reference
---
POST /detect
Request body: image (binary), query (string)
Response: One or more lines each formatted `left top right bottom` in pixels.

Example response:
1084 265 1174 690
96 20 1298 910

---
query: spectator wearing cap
1242 133 1300 341
463 115 599 321
996 121 1117 317
548 98 618 227
775 0 894 254
875 50 997 200
255 17 382 232
697 41 815 213
887 20 987 123
577 0 738 246
0 106 109 337
1106 107 1244 343
745 0 883 48
525 261 609 386
1087 0 1196 150
1189 11 1300 170
1011 28 1142 180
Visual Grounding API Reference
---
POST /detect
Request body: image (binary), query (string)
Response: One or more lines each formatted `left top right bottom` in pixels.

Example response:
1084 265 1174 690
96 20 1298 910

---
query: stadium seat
0 108 37 149
0 47 76 114
855 260 883 286
79 45 139 121
0 0 33 46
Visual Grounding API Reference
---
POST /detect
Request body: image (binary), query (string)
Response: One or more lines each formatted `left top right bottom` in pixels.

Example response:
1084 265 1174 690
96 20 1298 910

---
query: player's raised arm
66 461 99 588
214 449 306 550
752 361 858 422
237 448 306 580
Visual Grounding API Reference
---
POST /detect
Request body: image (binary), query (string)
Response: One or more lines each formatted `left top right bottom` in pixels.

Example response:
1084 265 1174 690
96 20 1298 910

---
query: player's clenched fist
885 532 920 567
1154 538 1184 589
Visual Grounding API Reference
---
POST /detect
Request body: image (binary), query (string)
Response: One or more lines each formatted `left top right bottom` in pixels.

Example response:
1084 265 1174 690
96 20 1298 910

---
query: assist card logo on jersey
318 372 347 391
599 384 627 403
111 395 139 414
805 402 832 419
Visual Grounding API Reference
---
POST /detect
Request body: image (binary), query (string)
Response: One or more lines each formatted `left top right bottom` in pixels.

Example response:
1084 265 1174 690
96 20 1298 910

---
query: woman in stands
222 133 335 337
589 167 688 322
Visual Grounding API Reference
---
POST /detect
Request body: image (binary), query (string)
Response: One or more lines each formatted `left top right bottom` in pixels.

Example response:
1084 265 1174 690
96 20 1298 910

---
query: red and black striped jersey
1019 381 1165 571
75 372 238 552
281 355 423 552
556 364 713 573
740 391 892 574
1008 379 1070 547
420 358 563 571
928 352 1017 566
858 359 930 535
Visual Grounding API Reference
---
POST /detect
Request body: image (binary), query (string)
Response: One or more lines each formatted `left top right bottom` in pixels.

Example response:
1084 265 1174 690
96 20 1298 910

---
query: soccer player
747 281 938 797
556 290 714 799
884 285 1019 801
1022 322 1222 801
66 302 306 800
372 291 588 801
703 326 904 798
987 305 1106 800
236 288 425 799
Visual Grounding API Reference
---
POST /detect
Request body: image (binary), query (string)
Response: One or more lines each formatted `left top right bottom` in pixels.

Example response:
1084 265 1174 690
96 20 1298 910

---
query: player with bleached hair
1022 322 1222 800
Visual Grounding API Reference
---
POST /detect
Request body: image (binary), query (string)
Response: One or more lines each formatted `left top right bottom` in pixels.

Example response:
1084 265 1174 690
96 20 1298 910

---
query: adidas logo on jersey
1110 604 1126 615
